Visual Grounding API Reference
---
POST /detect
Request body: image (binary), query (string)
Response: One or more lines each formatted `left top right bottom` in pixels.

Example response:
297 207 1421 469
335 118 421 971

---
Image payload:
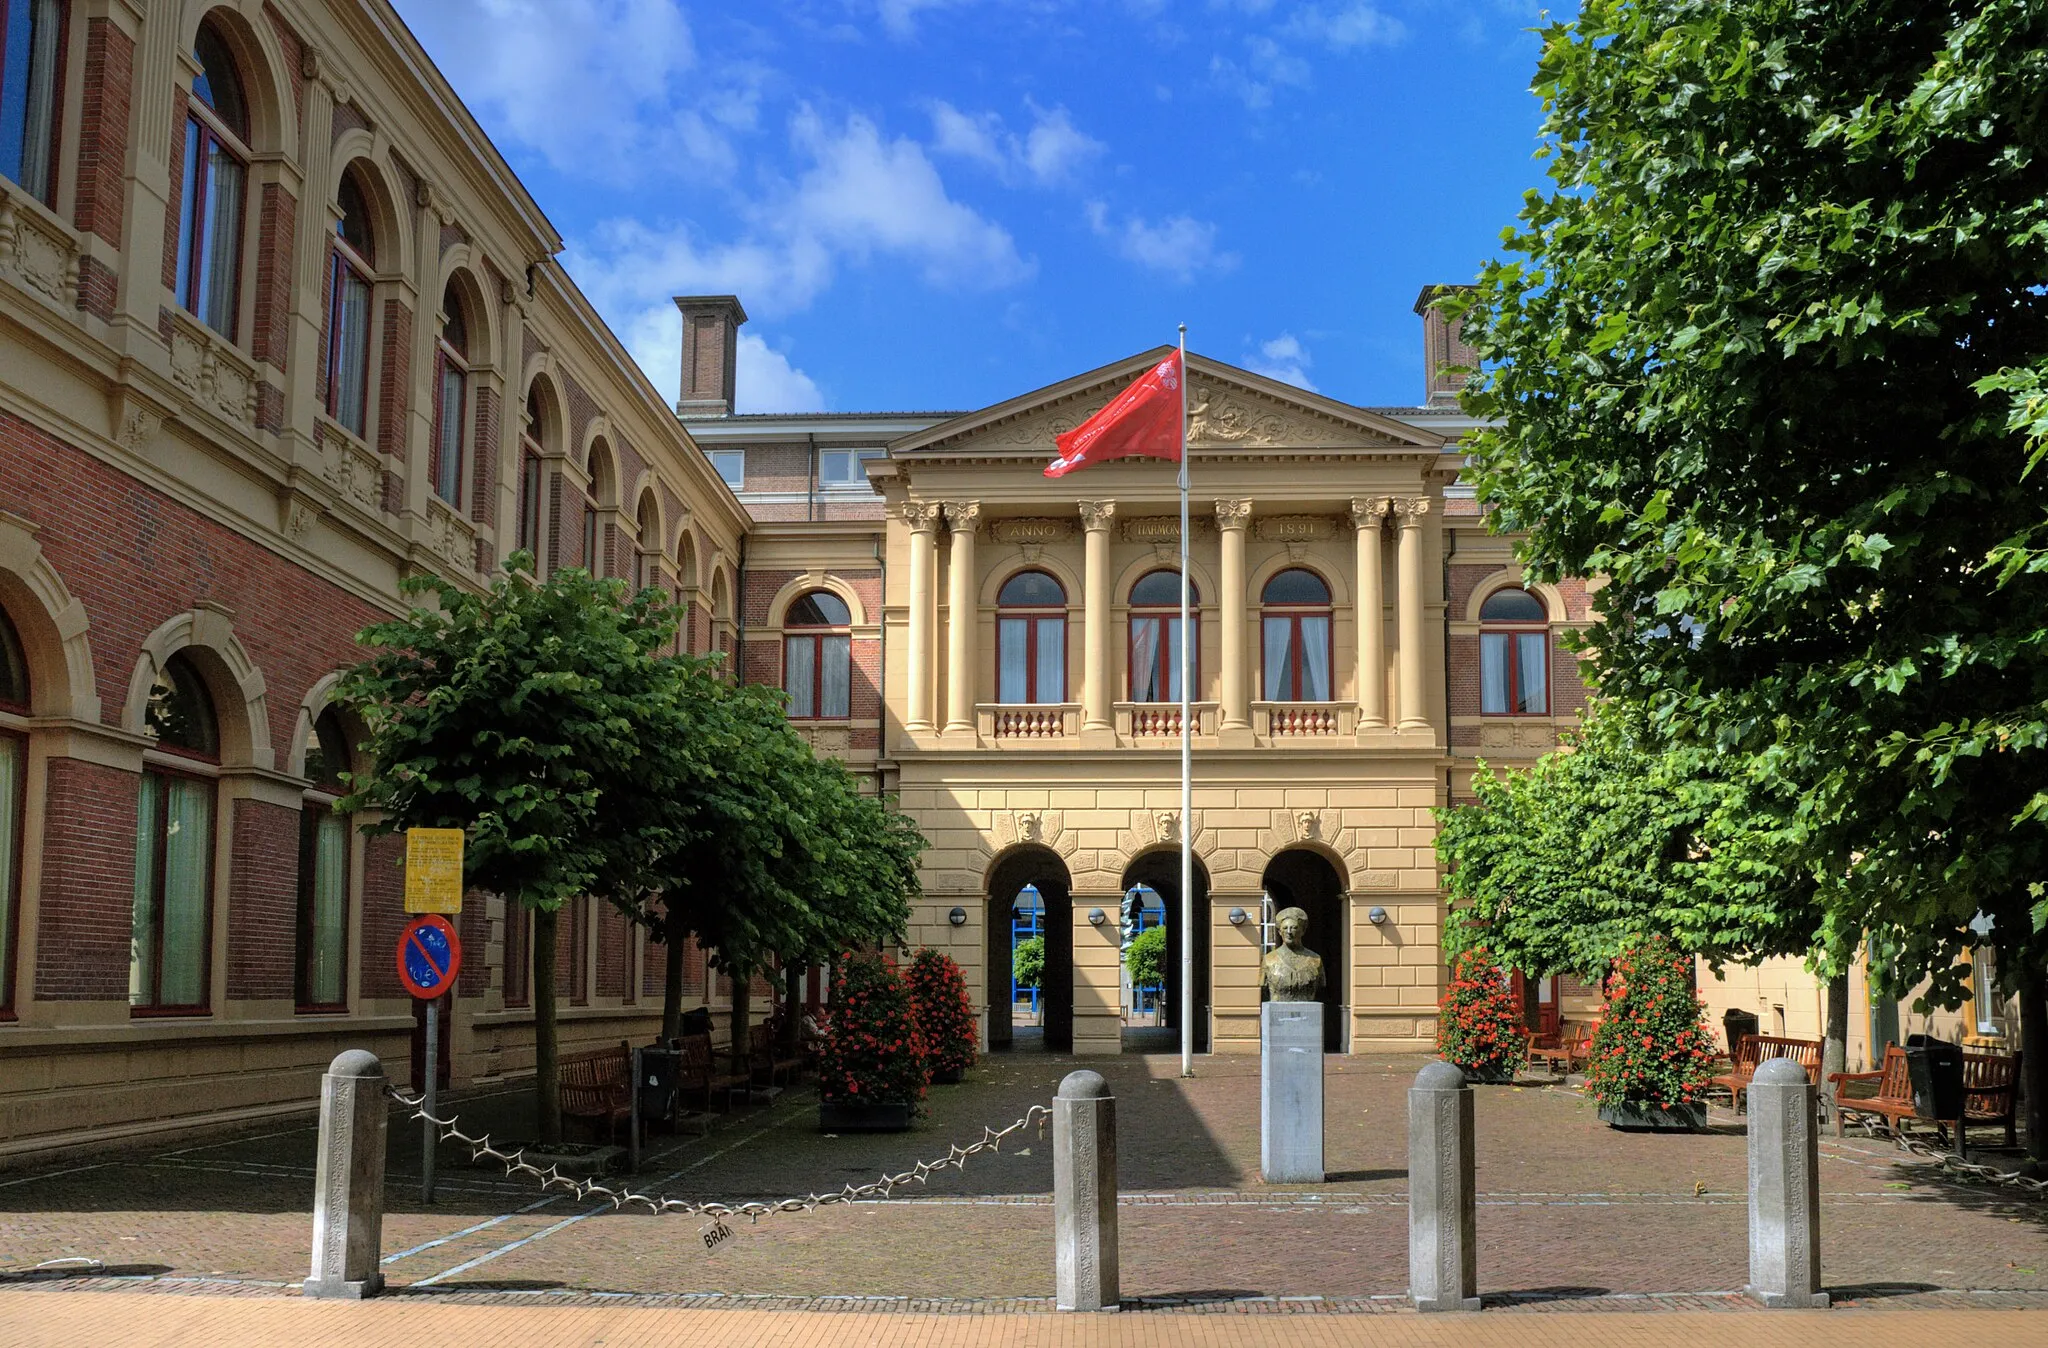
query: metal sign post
397 913 463 1206
422 998 439 1204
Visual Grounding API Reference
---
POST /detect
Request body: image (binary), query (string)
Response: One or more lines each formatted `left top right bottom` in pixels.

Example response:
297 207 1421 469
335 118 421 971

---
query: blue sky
389 0 1557 415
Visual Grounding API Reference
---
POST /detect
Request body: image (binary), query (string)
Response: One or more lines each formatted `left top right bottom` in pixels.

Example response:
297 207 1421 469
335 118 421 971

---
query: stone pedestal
1053 1069 1119 1311
1261 1001 1324 1183
1409 1059 1479 1311
1746 1057 1830 1308
305 1049 389 1300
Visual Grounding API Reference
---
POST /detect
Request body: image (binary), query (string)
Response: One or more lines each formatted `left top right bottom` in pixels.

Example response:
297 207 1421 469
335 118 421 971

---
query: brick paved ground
4 1051 2048 1314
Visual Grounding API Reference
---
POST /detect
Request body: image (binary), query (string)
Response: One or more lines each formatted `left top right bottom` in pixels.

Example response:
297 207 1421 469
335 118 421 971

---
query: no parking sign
396 914 462 1000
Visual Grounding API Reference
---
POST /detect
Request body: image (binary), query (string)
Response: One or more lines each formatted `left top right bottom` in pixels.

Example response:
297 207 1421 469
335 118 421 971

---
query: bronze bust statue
1261 906 1325 1002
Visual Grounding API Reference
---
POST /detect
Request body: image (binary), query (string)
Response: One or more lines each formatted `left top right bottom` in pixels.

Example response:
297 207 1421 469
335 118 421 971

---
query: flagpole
1178 324 1194 1080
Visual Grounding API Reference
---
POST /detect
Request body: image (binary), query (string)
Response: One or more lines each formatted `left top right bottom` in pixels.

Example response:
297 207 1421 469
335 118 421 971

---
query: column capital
1078 499 1116 532
1214 498 1253 531
1392 496 1431 522
902 500 944 533
1349 497 1390 530
943 500 981 532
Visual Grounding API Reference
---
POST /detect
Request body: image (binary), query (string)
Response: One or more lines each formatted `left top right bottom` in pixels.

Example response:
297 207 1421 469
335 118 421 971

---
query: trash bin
638 1044 680 1128
1905 1033 1965 1121
680 1006 713 1037
1723 1008 1760 1053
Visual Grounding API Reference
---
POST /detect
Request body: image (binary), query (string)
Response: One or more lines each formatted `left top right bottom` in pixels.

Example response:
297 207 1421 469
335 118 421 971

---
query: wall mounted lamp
1228 907 1248 926
948 906 968 927
1367 906 1388 926
1087 907 1107 926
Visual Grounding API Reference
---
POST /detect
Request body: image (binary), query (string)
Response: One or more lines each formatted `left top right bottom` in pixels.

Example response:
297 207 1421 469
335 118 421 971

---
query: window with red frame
783 590 851 719
324 171 375 438
176 22 249 340
295 710 351 1012
1260 568 1333 701
132 655 218 1014
0 608 28 1018
1479 588 1550 715
0 0 67 207
996 570 1065 704
1128 568 1198 703
431 286 468 507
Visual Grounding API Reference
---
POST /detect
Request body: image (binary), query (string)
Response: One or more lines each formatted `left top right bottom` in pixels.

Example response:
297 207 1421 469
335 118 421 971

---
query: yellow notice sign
404 828 466 914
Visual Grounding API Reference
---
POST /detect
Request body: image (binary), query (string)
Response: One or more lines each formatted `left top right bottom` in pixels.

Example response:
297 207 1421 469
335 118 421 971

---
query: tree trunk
1823 969 1850 1103
783 963 805 1055
2021 964 2047 1169
730 971 752 1082
662 925 685 1043
533 904 562 1145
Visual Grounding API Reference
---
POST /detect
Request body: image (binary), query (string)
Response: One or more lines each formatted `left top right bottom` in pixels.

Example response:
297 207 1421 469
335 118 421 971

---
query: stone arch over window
1464 569 1566 625
632 488 664 590
995 569 1067 705
179 4 297 155
1479 585 1551 717
765 573 868 630
285 671 369 783
435 259 497 373
585 437 618 509
977 556 1082 607
1258 566 1335 703
0 515 99 722
1127 567 1199 705
522 368 565 458
122 608 271 770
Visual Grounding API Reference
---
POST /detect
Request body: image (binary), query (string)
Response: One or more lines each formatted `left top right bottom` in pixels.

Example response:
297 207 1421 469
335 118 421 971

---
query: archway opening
987 847 1072 1052
1260 848 1348 1052
1120 849 1211 1054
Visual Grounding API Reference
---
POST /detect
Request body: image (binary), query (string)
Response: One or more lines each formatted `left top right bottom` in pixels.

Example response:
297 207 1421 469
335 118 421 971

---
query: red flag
1044 352 1184 478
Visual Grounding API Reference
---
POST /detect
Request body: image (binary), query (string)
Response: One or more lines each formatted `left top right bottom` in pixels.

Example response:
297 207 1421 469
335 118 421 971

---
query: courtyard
3 1052 2046 1314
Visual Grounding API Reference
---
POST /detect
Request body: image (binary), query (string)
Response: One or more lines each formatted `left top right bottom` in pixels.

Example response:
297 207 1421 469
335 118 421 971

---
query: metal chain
1881 1127 2048 1196
385 1085 1050 1223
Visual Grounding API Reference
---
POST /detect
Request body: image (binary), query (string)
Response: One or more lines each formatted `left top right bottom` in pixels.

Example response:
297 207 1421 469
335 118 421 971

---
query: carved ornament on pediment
1116 808 1216 863
988 809 1075 859
1186 381 1352 448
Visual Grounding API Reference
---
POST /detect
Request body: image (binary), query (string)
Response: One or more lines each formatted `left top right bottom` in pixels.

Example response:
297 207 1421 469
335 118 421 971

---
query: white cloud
1085 201 1237 281
1285 3 1406 49
736 334 828 413
929 101 1105 186
875 0 972 37
1246 333 1316 390
1209 35 1312 108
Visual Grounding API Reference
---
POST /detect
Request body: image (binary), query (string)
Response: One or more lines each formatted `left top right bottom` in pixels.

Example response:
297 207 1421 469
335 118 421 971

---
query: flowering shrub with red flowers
907 947 978 1079
1436 949 1528 1080
817 951 930 1109
1584 933 1718 1110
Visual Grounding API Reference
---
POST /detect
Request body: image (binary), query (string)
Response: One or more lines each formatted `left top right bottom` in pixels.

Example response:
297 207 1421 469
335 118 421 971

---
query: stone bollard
1408 1059 1479 1311
305 1050 389 1300
1746 1057 1829 1308
1053 1069 1119 1311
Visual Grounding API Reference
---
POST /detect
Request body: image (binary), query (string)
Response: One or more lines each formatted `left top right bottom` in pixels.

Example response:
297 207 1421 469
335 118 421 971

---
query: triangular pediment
889 349 1445 457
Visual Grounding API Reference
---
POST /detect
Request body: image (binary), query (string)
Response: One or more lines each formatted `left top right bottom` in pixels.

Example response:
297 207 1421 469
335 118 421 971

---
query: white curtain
332 267 371 437
1034 618 1065 703
1130 617 1161 702
129 775 164 1006
1516 632 1549 713
6 0 62 201
998 617 1028 702
821 634 851 717
437 364 466 503
1167 616 1186 702
0 738 19 1007
1299 616 1331 701
1262 618 1292 700
307 811 348 1006
200 142 244 338
784 636 816 717
159 778 213 1007
1480 633 1509 714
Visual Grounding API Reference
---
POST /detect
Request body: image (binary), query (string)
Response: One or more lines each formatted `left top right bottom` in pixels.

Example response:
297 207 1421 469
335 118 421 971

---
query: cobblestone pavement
4 1052 2048 1313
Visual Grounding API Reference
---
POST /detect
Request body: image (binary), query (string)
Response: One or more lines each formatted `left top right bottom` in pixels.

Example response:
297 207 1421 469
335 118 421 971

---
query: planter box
1462 1067 1519 1085
1598 1101 1707 1132
931 1066 966 1086
819 1101 915 1132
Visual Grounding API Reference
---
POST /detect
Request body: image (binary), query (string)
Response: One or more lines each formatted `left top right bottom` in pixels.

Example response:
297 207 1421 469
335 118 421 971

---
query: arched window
0 608 27 1017
324 170 375 438
784 590 851 720
133 654 219 1013
1261 568 1332 702
517 385 545 563
997 571 1066 704
1129 569 1198 704
0 0 64 205
636 493 660 591
296 709 351 1012
1480 587 1549 715
177 20 250 340
582 444 611 575
432 284 469 507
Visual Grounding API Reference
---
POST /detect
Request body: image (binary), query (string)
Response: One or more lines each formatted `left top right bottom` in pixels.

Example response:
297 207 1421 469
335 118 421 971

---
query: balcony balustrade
976 703 1081 741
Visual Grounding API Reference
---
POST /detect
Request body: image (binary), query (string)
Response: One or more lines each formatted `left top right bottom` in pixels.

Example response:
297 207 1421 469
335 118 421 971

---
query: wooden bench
750 1020 805 1090
1831 1042 1923 1137
1705 1034 1822 1113
559 1044 632 1142
1529 1020 1594 1077
1962 1049 2021 1150
674 1032 749 1112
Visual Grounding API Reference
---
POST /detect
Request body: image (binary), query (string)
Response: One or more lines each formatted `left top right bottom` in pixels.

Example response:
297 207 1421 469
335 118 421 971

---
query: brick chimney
1413 284 1475 408
673 295 748 418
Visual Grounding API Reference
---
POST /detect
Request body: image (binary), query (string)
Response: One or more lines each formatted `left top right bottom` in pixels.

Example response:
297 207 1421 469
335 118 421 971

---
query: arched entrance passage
1120 850 1211 1054
987 847 1073 1051
1261 848 1349 1052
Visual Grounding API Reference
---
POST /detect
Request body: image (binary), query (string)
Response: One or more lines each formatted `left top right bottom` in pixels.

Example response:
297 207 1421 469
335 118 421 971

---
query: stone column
1351 498 1389 728
1054 1069 1120 1311
1393 497 1432 731
1746 1058 1830 1308
943 501 981 736
1261 1001 1324 1182
1408 1059 1479 1311
305 1050 390 1300
1215 500 1252 732
905 502 941 733
1079 501 1115 733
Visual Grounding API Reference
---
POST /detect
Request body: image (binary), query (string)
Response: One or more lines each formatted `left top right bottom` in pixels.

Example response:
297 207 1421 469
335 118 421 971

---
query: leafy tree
335 555 679 1143
1448 0 2048 1157
1124 926 1166 989
1013 936 1045 992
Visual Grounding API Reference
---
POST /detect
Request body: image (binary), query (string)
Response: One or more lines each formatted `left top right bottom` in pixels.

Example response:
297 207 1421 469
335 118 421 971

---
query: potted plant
816 950 929 1131
1585 934 1717 1131
907 948 978 1085
1436 949 1528 1083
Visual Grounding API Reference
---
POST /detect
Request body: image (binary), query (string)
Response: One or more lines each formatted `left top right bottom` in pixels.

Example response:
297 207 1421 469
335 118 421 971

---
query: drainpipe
807 434 819 523
874 532 888 767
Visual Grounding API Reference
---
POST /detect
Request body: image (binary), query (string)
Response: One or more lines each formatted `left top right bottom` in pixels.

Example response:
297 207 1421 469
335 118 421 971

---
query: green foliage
907 948 979 1078
1436 949 1528 1080
1435 702 1824 980
1124 926 1167 988
817 951 929 1108
1013 936 1044 991
1584 935 1719 1111
1449 0 2048 1002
